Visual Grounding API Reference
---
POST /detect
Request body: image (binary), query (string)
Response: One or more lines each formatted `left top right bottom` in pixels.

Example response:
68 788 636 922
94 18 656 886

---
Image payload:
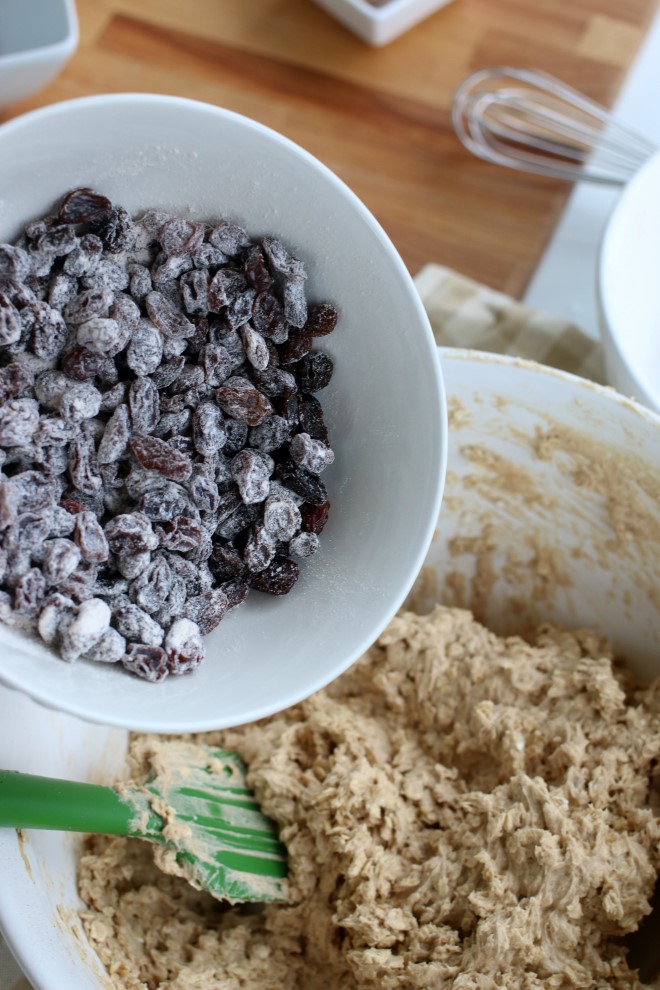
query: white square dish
310 0 454 46
0 0 78 111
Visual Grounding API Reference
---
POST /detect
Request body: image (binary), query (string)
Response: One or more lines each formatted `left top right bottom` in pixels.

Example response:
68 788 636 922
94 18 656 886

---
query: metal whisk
452 67 656 185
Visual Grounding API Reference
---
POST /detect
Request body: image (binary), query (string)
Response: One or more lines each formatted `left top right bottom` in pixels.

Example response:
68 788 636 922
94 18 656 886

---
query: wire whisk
452 67 656 185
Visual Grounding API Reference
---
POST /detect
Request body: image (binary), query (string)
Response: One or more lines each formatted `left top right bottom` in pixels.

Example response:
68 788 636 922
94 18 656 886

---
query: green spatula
0 743 288 904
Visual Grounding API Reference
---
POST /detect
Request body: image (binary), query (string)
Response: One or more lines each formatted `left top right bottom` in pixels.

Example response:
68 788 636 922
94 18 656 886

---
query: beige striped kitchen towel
415 263 606 383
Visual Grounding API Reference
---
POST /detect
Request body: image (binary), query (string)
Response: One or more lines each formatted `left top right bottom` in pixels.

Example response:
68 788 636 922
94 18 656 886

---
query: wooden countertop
3 0 659 297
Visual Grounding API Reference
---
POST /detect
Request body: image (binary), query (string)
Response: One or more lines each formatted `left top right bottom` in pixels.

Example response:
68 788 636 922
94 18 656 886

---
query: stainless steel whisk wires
452 67 656 185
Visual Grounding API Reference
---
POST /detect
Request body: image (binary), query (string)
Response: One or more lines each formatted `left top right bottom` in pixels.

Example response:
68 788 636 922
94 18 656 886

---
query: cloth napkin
0 263 605 990
415 263 605 381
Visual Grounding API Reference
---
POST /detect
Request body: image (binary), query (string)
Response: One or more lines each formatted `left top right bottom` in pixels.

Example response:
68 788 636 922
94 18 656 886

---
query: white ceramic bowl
1 349 658 989
598 148 660 413
0 93 446 732
0 0 78 110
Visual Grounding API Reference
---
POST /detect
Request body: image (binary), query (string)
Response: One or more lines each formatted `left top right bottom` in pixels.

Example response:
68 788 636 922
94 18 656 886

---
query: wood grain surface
2 0 659 296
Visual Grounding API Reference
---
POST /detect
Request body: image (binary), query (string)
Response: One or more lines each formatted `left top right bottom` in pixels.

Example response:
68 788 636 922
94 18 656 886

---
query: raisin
60 382 102 421
0 398 40 447
231 449 271 504
0 244 30 281
289 432 335 474
81 627 125 664
61 345 109 382
263 493 301 541
250 366 296 398
277 462 328 505
25 301 68 360
207 269 247 312
283 278 307 329
201 343 233 387
150 355 185 390
279 329 312 365
209 541 245 581
261 237 306 280
13 567 47 616
140 484 191 523
243 524 276 573
75 511 110 563
42 538 81 584
183 589 229 635
113 601 164 646
155 515 203 553
300 500 331 534
180 268 209 315
242 245 273 291
159 218 205 257
296 352 334 392
216 377 273 426
219 578 249 609
145 291 194 339
0 362 34 404
0 293 24 346
63 286 113 325
98 405 130 464
60 597 111 660
77 317 124 356
67 434 102 494
129 556 172 616
90 206 136 254
128 377 160 435
251 290 286 339
122 643 169 682
208 221 250 256
249 555 299 595
289 531 320 557
104 512 159 555
162 618 204 675
58 188 113 225
307 302 337 337
298 395 329 441
240 324 269 371
36 225 78 257
248 415 291 454
37 592 76 646
116 550 152 581
192 402 226 456
64 234 103 278
130 435 192 482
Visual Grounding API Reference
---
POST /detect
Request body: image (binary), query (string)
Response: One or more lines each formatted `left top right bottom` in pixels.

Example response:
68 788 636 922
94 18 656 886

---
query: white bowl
0 0 78 110
1 349 658 990
598 148 660 413
0 93 446 732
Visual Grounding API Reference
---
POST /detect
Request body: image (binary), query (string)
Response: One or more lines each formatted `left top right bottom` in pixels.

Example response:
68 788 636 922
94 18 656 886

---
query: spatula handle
0 769 135 835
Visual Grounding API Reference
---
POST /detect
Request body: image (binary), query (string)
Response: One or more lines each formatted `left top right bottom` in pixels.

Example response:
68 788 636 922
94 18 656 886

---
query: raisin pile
0 189 336 682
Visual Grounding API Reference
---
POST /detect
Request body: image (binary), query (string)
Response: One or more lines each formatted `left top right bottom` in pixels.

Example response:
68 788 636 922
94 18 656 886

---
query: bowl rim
441 346 660 427
596 147 660 413
0 91 448 732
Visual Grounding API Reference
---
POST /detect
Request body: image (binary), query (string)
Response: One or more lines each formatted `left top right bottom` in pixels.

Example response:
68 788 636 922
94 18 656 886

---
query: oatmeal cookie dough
78 606 660 990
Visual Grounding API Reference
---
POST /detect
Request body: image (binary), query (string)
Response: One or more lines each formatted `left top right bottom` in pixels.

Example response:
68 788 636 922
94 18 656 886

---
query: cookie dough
78 606 660 989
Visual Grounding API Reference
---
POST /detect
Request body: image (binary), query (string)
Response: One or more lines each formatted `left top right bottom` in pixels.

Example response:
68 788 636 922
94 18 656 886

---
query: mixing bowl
1 349 658 990
598 147 660 413
0 93 446 732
